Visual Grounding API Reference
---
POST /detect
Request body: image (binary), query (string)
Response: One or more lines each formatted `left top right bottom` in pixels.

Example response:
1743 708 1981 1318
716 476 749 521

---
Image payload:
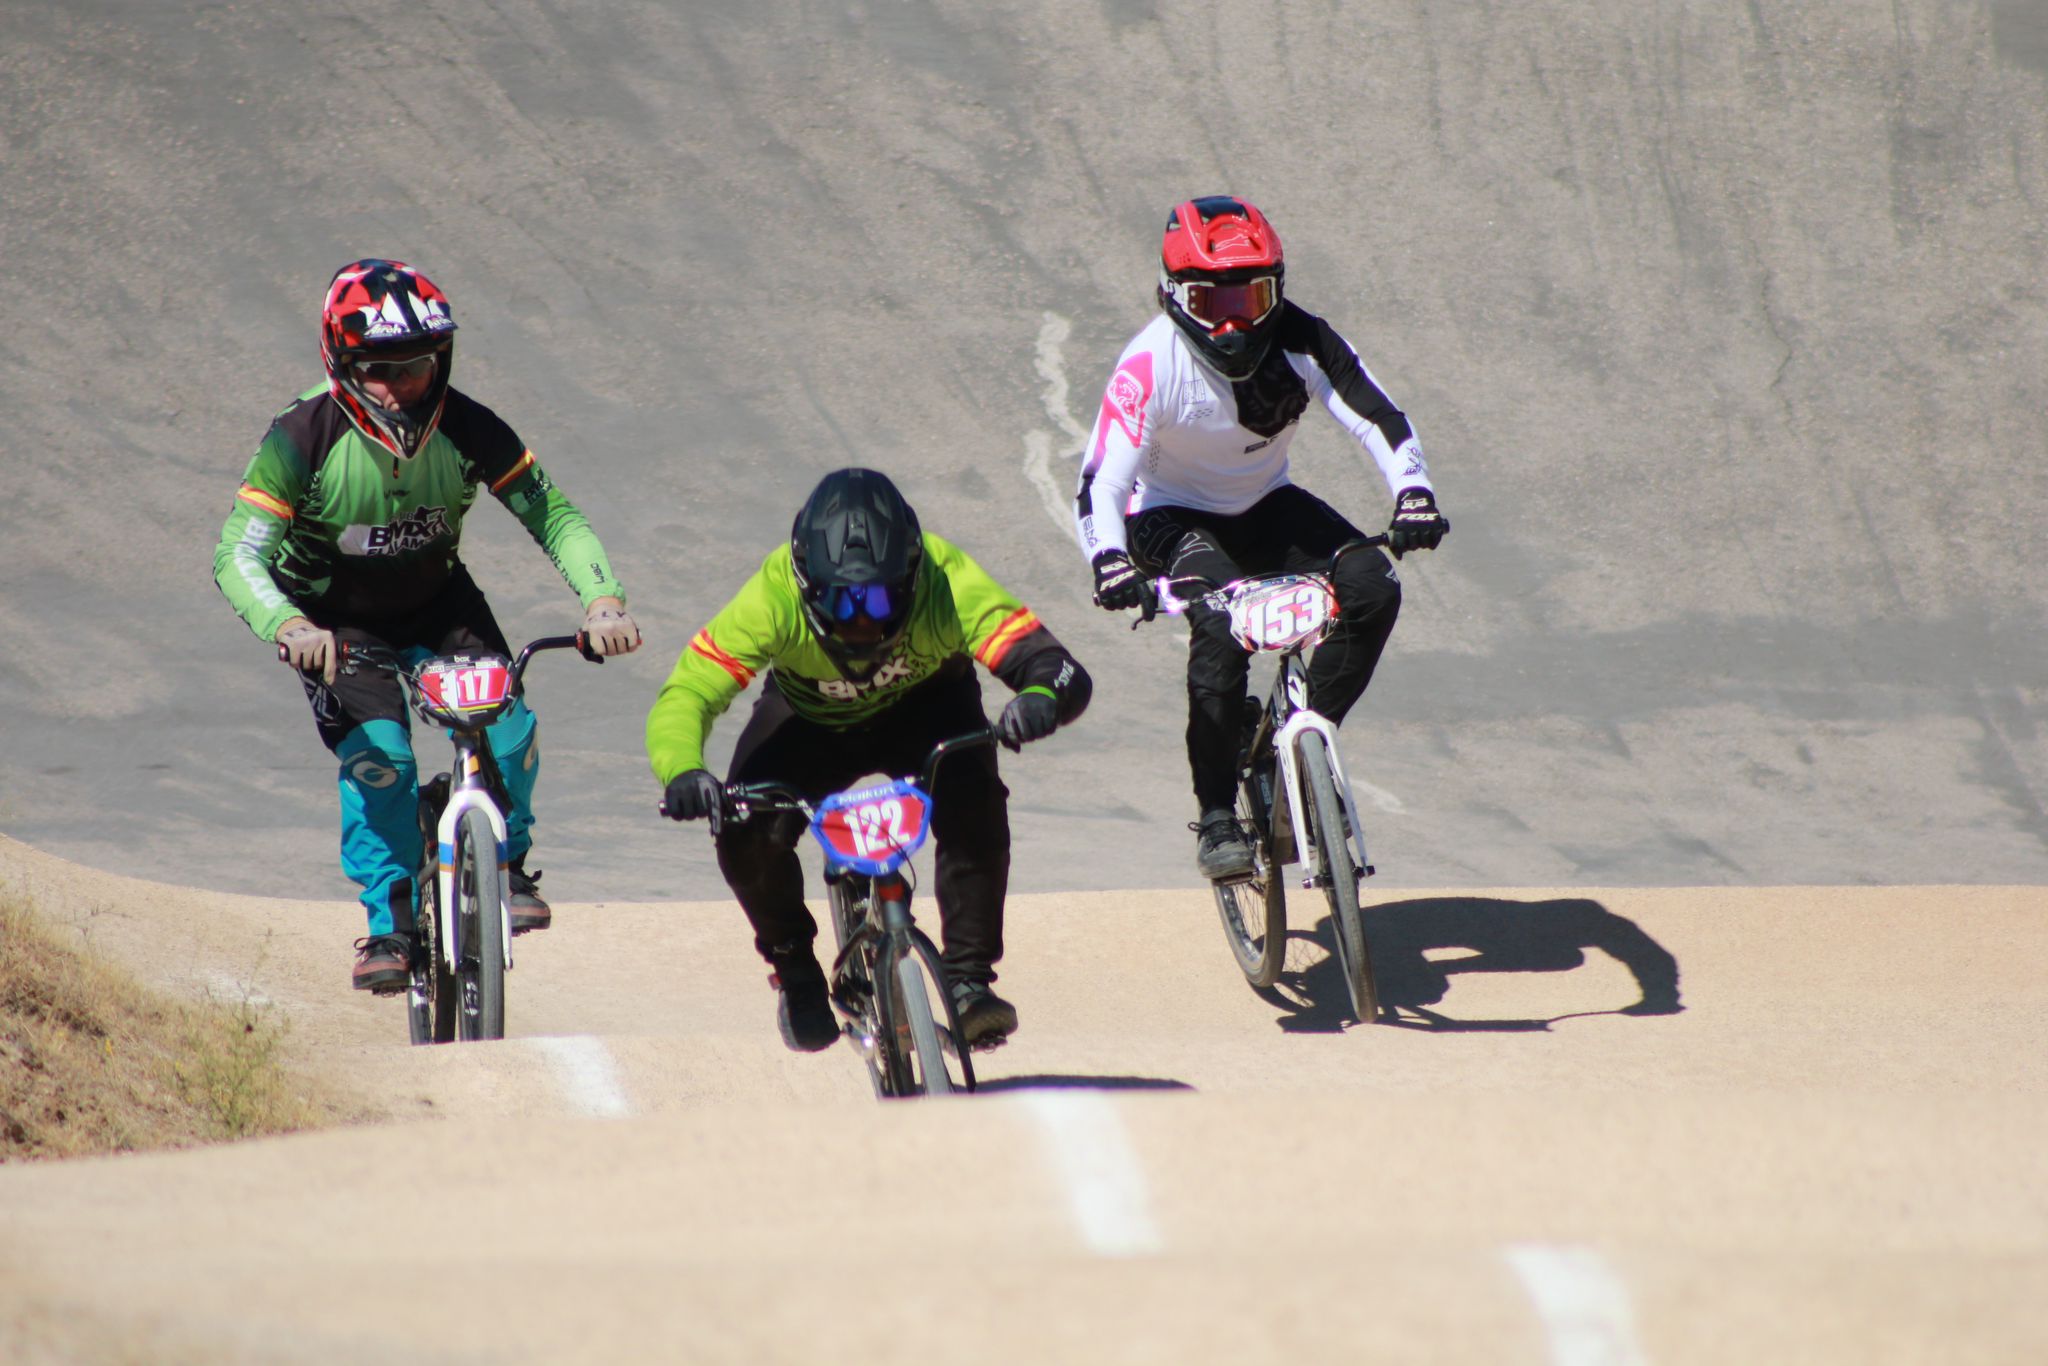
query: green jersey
647 534 1075 779
213 384 623 641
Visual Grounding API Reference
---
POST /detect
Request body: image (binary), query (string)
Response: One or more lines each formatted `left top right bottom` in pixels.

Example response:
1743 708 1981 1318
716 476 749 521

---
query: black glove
997 689 1060 751
661 769 724 822
1388 487 1448 557
1091 550 1145 611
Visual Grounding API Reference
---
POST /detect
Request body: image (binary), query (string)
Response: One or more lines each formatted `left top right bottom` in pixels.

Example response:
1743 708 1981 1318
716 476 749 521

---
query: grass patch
0 887 345 1160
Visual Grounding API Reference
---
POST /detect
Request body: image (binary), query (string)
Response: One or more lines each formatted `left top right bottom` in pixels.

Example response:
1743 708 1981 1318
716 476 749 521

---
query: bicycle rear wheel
1299 731 1379 1023
1213 758 1288 988
871 950 918 1097
824 878 890 1097
453 804 506 1041
412 776 453 1044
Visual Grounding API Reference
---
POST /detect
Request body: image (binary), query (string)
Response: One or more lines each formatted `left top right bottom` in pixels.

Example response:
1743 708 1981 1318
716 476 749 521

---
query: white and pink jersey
1073 305 1431 559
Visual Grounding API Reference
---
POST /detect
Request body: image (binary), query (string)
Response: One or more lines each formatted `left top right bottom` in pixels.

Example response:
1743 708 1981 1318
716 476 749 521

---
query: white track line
531 1035 631 1118
1021 1091 1164 1257
1021 311 1088 547
1504 1243 1648 1366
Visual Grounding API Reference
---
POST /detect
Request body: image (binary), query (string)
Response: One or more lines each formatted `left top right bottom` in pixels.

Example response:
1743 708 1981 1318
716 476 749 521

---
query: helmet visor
1165 274 1279 329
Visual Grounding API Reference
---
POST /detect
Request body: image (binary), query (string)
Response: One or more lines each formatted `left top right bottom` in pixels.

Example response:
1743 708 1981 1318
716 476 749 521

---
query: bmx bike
1143 536 1389 1023
326 633 600 1043
719 729 1003 1098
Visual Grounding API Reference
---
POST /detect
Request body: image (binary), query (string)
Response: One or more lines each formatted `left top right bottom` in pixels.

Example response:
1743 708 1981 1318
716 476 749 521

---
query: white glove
582 597 641 657
276 617 337 685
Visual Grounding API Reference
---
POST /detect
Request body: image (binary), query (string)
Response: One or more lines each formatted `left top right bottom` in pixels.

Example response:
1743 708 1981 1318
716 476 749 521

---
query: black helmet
789 468 924 670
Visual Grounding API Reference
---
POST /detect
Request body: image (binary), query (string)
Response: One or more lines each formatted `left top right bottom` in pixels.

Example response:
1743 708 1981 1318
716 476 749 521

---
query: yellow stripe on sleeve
236 484 294 520
490 449 539 493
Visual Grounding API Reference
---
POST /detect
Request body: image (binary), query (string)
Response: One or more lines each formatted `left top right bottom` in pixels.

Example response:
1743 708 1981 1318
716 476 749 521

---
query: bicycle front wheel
889 930 966 1097
453 804 506 1041
1299 731 1378 1024
1213 760 1288 988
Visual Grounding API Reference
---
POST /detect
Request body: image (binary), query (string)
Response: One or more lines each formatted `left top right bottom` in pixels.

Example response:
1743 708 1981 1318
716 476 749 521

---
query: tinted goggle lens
353 353 438 384
1171 275 1279 327
828 583 895 623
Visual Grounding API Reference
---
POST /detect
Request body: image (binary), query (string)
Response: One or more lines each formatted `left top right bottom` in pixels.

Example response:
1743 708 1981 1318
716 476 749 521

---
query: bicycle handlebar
1138 533 1390 622
707 727 1001 835
282 631 604 683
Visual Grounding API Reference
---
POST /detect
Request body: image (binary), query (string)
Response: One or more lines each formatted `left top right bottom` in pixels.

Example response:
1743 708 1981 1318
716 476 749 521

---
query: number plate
417 661 513 712
810 779 932 875
1222 576 1337 652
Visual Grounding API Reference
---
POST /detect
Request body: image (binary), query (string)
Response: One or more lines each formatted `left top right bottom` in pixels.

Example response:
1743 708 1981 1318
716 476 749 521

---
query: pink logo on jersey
1101 354 1152 449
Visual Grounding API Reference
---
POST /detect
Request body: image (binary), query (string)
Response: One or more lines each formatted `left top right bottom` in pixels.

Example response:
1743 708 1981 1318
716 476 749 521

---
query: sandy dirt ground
2 835 2043 1363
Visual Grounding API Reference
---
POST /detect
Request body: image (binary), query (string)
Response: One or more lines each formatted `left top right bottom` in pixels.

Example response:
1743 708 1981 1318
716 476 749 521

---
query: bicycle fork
1271 710 1375 889
434 739 514 975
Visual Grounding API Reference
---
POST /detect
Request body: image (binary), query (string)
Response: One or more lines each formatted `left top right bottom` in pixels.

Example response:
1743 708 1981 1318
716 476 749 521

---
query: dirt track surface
3 836 2045 1363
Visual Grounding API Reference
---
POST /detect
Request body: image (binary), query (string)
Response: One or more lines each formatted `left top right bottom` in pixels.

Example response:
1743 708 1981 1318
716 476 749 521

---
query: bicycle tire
1213 758 1288 988
426 874 459 1044
893 944 954 1097
1299 731 1379 1023
409 777 457 1044
909 928 975 1090
454 804 506 1041
825 879 889 1098
407 882 435 1046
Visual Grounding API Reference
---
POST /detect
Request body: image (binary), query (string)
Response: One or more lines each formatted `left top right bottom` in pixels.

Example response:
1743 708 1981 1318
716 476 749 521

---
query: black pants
1129 485 1402 813
715 664 1011 985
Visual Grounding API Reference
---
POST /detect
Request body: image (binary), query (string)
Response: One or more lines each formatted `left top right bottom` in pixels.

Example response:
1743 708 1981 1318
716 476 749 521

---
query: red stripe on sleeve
689 631 754 687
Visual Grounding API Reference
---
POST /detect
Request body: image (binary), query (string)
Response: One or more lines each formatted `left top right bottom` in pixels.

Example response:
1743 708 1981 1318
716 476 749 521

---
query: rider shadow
1260 895 1683 1034
975 1074 1194 1094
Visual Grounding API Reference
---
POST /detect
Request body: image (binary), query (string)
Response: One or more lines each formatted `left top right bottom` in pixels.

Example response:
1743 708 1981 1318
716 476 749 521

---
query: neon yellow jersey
646 534 1051 779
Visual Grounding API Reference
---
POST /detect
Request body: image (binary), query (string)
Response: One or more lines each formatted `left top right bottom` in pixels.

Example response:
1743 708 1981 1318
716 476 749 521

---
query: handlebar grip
574 631 604 664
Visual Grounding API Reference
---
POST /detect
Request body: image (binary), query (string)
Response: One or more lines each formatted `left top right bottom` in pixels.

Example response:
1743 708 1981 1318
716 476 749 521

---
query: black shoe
770 952 838 1053
508 858 550 934
351 934 414 993
1193 808 1254 881
949 978 1018 1049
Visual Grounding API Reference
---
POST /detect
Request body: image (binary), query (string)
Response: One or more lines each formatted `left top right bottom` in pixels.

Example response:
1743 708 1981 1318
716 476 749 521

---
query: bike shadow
1258 895 1683 1034
975 1074 1195 1093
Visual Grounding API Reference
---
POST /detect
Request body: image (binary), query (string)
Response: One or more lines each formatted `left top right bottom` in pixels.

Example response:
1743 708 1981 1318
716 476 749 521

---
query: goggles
352 352 439 385
1163 273 1280 329
825 582 900 625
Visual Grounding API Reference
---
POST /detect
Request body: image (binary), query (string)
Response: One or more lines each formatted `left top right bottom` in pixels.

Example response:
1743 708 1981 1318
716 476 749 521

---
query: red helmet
1156 196 1286 380
320 259 458 459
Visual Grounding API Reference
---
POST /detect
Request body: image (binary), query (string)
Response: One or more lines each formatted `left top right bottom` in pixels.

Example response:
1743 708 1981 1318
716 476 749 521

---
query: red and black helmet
320 259 458 459
1156 196 1286 381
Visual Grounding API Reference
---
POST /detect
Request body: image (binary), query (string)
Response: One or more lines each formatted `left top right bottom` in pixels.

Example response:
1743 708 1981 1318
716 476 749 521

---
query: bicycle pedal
369 981 408 998
968 1033 1010 1054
